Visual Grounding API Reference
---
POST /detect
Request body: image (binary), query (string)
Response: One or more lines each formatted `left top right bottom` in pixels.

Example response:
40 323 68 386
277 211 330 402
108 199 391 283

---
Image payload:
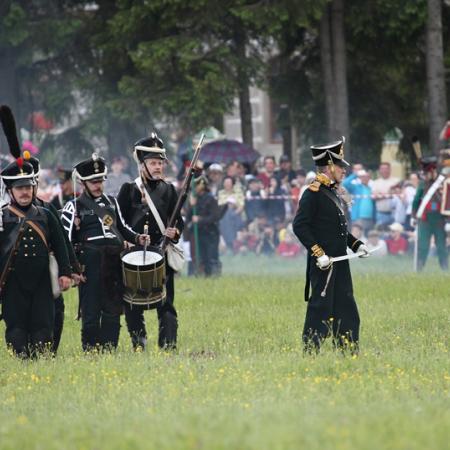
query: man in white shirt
371 162 399 227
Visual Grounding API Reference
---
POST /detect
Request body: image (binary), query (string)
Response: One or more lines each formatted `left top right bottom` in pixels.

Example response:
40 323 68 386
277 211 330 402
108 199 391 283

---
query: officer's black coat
293 182 363 346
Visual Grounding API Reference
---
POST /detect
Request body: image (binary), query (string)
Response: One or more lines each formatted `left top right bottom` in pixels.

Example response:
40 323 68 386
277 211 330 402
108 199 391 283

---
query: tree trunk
320 5 336 140
331 0 350 158
234 26 254 147
106 116 135 159
426 0 447 155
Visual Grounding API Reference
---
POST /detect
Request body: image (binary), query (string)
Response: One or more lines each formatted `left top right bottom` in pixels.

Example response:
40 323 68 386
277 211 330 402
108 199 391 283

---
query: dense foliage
0 0 449 161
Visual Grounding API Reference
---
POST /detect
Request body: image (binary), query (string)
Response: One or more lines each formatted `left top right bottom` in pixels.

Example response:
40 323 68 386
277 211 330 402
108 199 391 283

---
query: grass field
0 256 449 450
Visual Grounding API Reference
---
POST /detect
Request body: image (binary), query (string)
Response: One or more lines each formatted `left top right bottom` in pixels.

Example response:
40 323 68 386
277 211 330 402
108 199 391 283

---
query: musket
161 133 205 252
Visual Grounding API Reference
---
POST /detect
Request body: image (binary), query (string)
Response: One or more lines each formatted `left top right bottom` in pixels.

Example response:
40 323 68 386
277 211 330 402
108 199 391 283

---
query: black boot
82 325 100 352
5 327 29 358
158 311 178 350
100 312 121 351
124 304 147 351
131 334 147 351
30 328 53 357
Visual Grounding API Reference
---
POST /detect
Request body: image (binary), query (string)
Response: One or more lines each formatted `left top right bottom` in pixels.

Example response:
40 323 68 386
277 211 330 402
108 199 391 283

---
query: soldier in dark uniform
117 133 183 350
61 154 149 351
26 154 82 353
412 157 448 271
293 138 370 352
0 160 72 357
51 168 74 211
185 176 221 276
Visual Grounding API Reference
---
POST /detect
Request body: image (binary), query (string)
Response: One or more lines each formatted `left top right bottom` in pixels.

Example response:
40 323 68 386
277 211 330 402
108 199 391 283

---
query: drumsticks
143 224 149 264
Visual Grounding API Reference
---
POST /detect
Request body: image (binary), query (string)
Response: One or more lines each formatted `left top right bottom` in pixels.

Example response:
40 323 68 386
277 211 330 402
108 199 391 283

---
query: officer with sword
293 137 373 353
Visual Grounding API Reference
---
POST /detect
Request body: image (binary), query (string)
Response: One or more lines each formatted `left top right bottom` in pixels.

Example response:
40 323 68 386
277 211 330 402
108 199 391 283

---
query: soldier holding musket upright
117 133 183 351
293 138 370 353
0 105 72 357
61 154 149 352
412 156 448 271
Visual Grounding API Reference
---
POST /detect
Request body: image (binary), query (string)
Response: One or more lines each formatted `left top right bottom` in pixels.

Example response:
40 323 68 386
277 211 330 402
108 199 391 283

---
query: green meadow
0 256 449 450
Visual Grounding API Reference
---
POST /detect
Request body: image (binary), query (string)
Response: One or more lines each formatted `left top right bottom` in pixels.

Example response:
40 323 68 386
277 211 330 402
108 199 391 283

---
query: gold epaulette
315 173 331 186
308 173 331 192
308 180 320 192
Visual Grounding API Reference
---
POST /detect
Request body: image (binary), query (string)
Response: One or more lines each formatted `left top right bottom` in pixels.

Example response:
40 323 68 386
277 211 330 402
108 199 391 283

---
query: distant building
224 87 294 162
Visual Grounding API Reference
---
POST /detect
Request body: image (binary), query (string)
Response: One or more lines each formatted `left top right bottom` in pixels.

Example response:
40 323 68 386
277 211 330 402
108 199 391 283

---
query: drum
121 246 166 308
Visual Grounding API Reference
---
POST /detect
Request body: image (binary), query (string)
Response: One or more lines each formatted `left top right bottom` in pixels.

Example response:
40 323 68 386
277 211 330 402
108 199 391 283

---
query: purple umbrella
200 139 260 164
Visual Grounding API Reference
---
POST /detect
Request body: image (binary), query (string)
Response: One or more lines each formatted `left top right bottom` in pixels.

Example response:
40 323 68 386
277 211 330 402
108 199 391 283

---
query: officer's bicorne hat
73 153 107 181
311 136 349 167
133 132 167 163
0 160 35 188
57 167 72 183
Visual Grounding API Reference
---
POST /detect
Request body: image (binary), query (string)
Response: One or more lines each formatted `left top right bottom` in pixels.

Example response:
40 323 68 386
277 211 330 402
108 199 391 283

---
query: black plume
0 105 21 159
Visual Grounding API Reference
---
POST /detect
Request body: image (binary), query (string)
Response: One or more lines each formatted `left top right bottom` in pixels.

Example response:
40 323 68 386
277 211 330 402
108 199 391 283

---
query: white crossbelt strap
416 174 445 219
135 177 166 234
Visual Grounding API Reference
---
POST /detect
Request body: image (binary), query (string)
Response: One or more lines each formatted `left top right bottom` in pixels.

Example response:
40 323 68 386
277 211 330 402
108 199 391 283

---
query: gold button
24 253 28 257
30 237 34 240
32 253 36 256
24 244 28 248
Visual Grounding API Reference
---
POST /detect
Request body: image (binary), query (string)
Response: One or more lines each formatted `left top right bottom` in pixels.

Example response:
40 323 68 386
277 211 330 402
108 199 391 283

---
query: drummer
117 133 183 351
61 153 149 352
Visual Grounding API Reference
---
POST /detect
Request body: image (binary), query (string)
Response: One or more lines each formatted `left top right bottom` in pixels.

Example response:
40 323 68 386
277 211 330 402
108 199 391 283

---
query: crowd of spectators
195 156 449 260
18 152 449 261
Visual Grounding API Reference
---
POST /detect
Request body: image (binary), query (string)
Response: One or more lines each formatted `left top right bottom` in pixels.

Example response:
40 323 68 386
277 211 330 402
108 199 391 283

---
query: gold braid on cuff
311 244 325 257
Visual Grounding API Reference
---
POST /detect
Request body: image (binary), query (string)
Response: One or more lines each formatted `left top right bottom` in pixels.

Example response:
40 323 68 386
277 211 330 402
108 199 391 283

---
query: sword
330 246 380 263
143 224 149 264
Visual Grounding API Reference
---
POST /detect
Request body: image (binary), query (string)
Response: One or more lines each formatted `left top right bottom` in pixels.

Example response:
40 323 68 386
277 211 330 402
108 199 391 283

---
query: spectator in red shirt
386 222 408 255
276 231 302 258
